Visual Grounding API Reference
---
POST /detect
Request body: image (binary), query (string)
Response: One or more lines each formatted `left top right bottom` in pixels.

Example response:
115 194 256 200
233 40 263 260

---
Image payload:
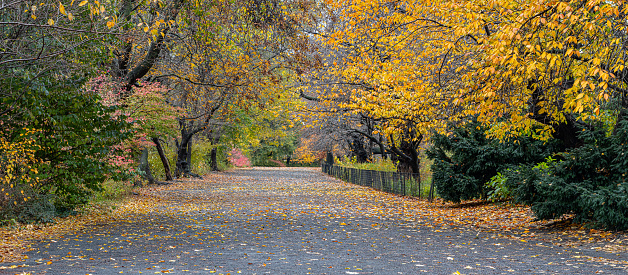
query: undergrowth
335 156 397 172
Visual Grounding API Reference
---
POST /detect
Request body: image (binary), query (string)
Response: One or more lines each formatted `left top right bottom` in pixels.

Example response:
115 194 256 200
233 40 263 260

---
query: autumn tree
452 0 628 229
145 0 316 176
86 75 182 183
1 0 115 120
459 0 628 148
244 92 303 166
299 0 480 173
105 0 187 93
0 1 140 218
336 0 628 228
305 0 628 168
298 95 382 163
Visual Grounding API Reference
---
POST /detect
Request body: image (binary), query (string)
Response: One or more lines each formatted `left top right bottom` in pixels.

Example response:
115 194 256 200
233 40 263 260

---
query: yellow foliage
460 0 627 139
309 0 627 141
292 137 321 164
0 129 41 210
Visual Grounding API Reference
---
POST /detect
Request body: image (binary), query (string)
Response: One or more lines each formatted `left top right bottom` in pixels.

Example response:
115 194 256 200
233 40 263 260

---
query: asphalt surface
2 167 627 274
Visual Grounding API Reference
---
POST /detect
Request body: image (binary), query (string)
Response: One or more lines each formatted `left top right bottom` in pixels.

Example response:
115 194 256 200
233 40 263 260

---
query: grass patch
336 157 397 172
93 180 135 202
404 177 432 198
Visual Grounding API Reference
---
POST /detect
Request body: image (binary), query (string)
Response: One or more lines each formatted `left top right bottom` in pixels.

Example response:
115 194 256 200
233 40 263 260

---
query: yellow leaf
575 101 583 112
79 0 88 6
48 18 54 25
59 3 66 15
107 20 115 29
67 12 74 21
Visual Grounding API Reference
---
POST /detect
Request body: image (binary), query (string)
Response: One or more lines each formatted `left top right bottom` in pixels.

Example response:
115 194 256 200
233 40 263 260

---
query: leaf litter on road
1 167 626 274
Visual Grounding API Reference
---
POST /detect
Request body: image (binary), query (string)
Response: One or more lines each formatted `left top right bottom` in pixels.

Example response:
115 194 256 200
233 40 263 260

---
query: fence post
428 177 435 202
402 174 406 196
418 173 421 198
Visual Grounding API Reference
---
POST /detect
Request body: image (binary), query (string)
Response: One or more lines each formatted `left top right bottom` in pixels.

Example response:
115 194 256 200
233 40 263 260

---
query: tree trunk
428 178 435 202
326 151 334 165
379 136 387 160
152 137 172 181
138 147 155 185
348 134 369 163
366 117 374 161
552 117 584 148
210 147 218 171
395 154 419 174
175 131 193 177
175 130 202 178
390 131 422 175
209 135 221 171
186 138 192 172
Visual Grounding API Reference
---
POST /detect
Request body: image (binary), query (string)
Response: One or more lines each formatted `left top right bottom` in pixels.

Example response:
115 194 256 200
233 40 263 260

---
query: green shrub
504 121 628 230
94 180 134 202
254 159 281 167
191 139 214 174
1 87 132 222
1 193 56 225
250 134 297 166
486 172 510 202
426 118 561 203
4 86 133 217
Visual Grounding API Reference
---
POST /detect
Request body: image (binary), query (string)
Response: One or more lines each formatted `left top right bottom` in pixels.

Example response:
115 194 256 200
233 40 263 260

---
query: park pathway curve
2 167 627 274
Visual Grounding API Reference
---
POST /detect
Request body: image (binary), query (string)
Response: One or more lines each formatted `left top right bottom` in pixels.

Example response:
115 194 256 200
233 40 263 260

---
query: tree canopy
2 0 628 228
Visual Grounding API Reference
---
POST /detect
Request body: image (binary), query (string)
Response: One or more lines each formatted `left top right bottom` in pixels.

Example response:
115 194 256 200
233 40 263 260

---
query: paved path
3 168 627 274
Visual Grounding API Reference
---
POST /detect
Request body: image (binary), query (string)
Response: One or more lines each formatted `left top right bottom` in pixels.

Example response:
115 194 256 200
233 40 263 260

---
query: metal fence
322 164 428 198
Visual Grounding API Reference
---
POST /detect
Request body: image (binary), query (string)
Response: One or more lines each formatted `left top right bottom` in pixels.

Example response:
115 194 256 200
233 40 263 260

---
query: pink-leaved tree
86 74 182 183
228 148 251 167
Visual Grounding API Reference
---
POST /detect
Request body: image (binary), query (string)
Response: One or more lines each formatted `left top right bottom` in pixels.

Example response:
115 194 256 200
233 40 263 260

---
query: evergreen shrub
504 121 628 230
426 118 561 203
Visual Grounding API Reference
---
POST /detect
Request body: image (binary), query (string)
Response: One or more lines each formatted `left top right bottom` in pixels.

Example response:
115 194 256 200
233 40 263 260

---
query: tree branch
151 74 228 87
0 22 121 34
299 89 320 101
123 0 186 91
388 134 412 161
